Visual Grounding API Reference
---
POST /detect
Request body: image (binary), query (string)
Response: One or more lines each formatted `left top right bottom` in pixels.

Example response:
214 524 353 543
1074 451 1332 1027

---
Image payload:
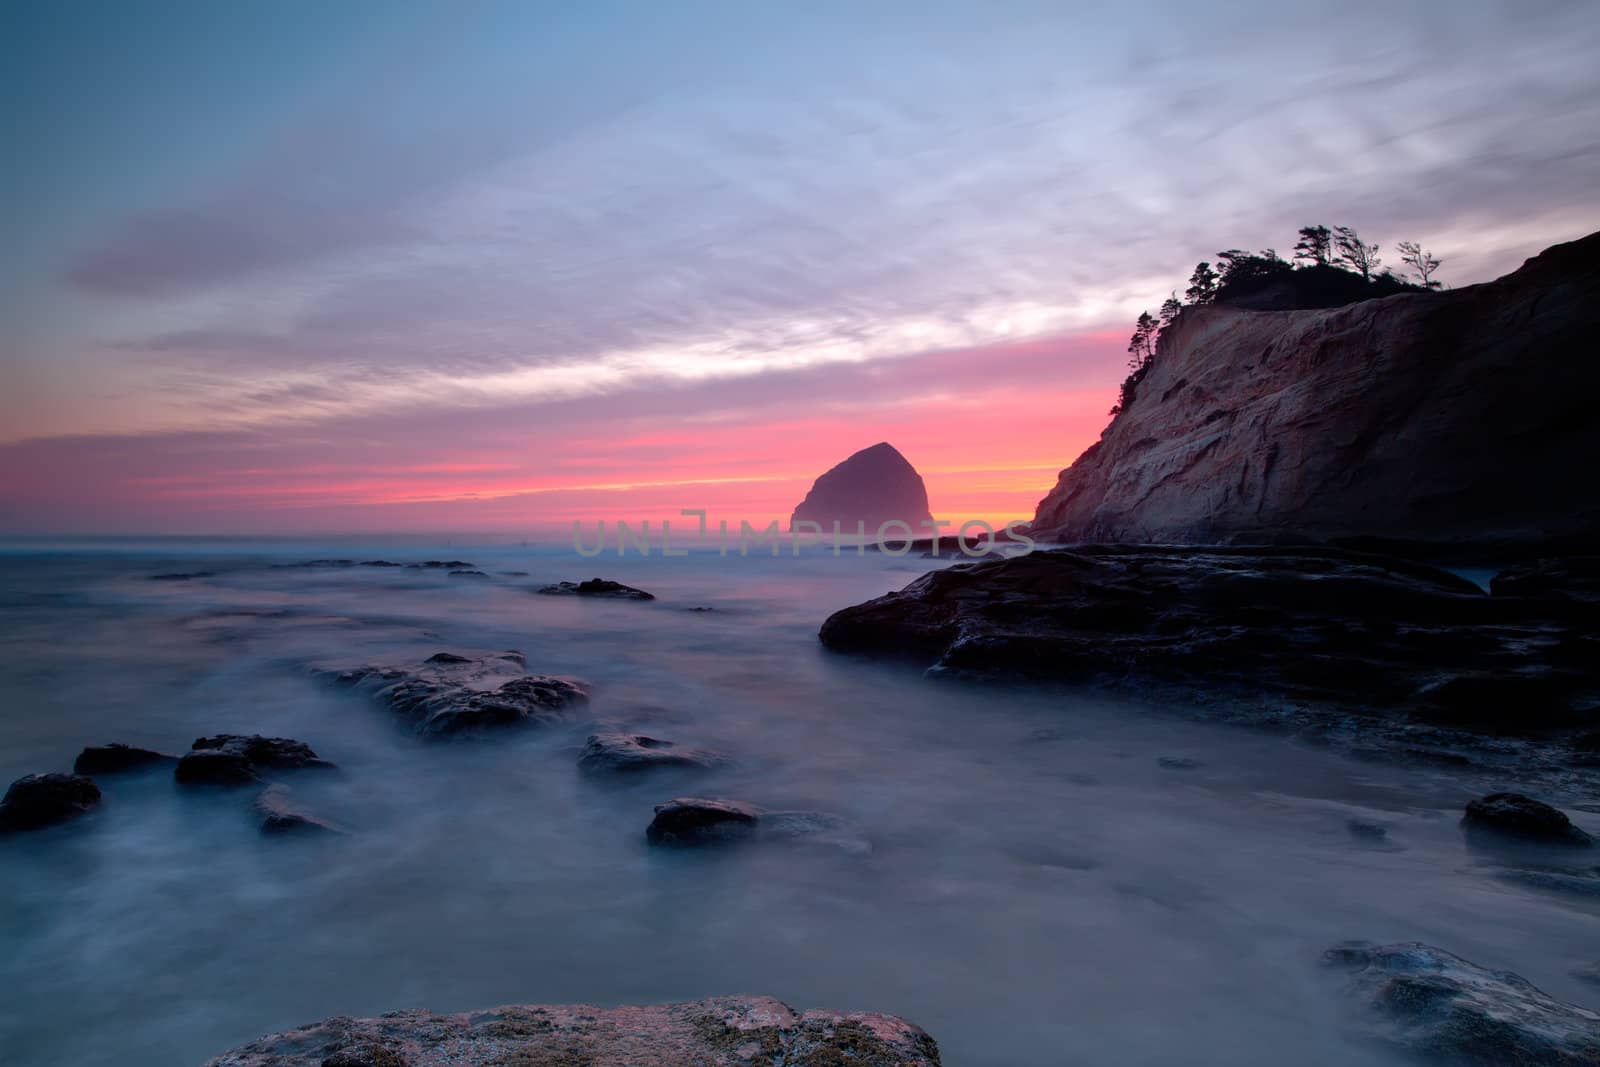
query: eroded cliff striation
1031 232 1600 549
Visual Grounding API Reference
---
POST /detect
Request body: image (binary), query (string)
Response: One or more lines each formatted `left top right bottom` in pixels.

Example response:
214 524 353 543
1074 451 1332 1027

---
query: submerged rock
73 742 178 775
1490 557 1600 606
538 577 655 600
647 797 761 846
1462 793 1593 848
819 545 1599 738
0 773 101 832
789 441 934 535
1323 940 1600 1065
646 797 869 853
203 995 941 1067
325 651 589 738
176 734 334 786
254 785 342 835
579 733 732 776
149 571 213 581
448 569 488 578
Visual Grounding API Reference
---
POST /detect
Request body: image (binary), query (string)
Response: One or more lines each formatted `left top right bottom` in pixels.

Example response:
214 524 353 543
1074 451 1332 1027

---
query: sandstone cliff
1031 231 1600 549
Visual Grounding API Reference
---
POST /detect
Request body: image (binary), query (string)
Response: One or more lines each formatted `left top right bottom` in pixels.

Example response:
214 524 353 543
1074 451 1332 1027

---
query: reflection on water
1 540 1596 1066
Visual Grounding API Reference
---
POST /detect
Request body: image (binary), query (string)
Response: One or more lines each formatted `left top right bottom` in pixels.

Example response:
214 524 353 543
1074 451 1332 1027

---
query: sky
2 0 1598 535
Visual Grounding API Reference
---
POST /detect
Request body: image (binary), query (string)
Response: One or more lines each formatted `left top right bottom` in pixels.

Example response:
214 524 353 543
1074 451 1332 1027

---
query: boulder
1030 232 1600 551
1462 793 1593 848
202 996 940 1067
818 544 1600 738
1323 940 1600 1065
646 797 761 846
324 651 588 738
0 773 101 832
72 742 178 775
646 797 869 853
254 786 342 835
537 578 654 600
790 441 934 535
176 734 333 786
578 733 732 776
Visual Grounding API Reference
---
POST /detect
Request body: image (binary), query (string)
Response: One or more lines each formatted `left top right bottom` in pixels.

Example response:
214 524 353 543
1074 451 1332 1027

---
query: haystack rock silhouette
790 442 934 534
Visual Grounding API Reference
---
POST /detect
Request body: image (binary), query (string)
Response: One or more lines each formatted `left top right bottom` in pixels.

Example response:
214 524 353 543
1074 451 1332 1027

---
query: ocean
1 538 1595 1065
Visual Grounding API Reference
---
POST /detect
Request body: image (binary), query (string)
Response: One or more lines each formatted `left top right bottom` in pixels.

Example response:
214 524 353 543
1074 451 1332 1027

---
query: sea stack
790 442 934 534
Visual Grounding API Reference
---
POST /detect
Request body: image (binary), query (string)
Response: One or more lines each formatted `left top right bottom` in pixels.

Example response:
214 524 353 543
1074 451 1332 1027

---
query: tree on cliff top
1334 226 1381 281
1397 241 1443 288
1184 262 1219 304
1294 225 1333 266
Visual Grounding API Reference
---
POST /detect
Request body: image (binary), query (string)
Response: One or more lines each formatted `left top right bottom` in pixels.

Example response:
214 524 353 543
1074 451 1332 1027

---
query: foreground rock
1030 231 1600 550
204 995 940 1067
819 545 1600 739
647 797 869 853
790 441 934 535
175 734 334 786
254 785 342 835
1323 940 1600 1065
0 773 101 832
1462 793 1594 848
538 578 654 600
73 742 178 775
324 651 589 737
579 732 732 776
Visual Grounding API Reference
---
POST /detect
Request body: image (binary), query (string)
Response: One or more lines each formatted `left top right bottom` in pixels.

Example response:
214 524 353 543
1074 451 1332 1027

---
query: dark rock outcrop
646 797 761 846
0 773 101 832
1462 793 1594 848
176 734 334 786
818 545 1600 739
1491 557 1600 606
646 797 869 853
73 742 178 775
149 571 213 581
254 785 342 835
1031 232 1600 550
448 569 488 578
1323 940 1600 1065
790 441 934 535
324 651 589 738
537 578 654 600
579 733 732 776
203 996 940 1067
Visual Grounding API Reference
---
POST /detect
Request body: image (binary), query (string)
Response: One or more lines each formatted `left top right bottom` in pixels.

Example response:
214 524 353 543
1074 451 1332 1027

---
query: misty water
2 540 1597 1066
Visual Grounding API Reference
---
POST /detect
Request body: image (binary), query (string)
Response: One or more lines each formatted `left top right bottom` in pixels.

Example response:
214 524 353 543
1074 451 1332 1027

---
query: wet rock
150 571 214 581
579 733 732 776
646 797 869 853
1493 865 1600 898
646 797 761 846
203 995 941 1067
176 735 333 786
1157 756 1201 770
174 750 261 786
73 742 178 775
1462 792 1593 848
254 786 342 835
359 560 402 567
1491 557 1600 606
500 570 529 577
324 651 589 738
537 578 655 600
1574 964 1600 988
407 560 475 569
1323 940 1600 1065
448 569 488 578
193 734 335 770
819 544 1600 739
0 773 101 832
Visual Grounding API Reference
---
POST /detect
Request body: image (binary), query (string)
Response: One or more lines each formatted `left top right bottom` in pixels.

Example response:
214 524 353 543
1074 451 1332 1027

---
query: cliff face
1031 232 1600 549
791 441 933 533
